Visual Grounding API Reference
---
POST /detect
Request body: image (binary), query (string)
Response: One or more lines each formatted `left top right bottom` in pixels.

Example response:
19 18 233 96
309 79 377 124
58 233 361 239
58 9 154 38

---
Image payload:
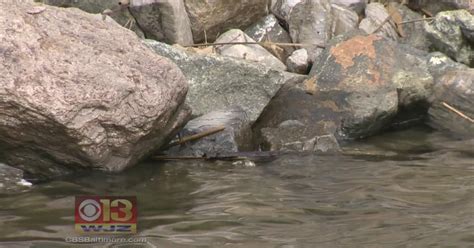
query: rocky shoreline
0 0 473 187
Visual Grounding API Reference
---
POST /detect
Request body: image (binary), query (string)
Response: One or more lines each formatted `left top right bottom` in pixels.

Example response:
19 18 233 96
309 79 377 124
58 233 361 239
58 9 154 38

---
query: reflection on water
0 127 473 247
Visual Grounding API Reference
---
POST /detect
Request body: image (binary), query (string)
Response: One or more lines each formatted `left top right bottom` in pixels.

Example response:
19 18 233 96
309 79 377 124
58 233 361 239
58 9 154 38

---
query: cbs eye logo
75 196 137 234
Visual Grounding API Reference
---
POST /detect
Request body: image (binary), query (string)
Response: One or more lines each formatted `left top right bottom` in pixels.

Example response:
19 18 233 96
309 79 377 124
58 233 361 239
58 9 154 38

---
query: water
0 127 473 248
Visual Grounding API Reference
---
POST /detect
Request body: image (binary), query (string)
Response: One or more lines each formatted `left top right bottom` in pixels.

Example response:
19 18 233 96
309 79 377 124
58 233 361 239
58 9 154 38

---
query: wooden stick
185 41 326 49
166 126 226 148
399 17 433 25
442 102 474 123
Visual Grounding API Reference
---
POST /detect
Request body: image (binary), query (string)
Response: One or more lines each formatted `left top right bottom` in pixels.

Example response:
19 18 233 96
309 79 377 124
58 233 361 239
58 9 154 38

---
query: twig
442 102 474 123
185 41 326 49
399 17 434 24
371 10 396 34
166 126 226 148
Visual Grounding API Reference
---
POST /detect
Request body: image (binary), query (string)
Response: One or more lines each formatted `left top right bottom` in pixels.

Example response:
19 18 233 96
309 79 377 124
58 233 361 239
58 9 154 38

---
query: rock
331 0 367 15
0 163 31 193
428 69 474 137
129 0 193 45
359 2 399 40
408 0 474 15
389 2 431 51
0 2 190 180
245 14 295 61
288 0 333 62
286 49 310 74
145 40 306 122
260 120 340 152
214 29 287 71
271 0 304 23
424 10 474 66
254 33 434 145
331 4 360 36
184 0 268 43
164 107 252 156
38 0 145 38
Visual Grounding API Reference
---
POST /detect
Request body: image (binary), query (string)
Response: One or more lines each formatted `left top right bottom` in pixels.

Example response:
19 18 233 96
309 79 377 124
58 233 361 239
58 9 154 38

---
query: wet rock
0 2 190 179
145 40 306 122
164 107 252 156
359 3 399 40
424 10 474 66
428 69 474 137
184 0 268 43
0 163 31 193
215 29 287 71
389 2 431 51
129 0 193 45
288 0 333 62
38 0 145 37
331 4 360 36
245 14 295 61
260 120 341 152
332 0 367 15
286 49 310 74
253 81 399 146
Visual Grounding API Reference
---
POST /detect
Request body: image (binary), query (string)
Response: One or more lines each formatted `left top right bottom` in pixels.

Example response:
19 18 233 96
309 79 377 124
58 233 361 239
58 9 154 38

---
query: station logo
75 196 137 234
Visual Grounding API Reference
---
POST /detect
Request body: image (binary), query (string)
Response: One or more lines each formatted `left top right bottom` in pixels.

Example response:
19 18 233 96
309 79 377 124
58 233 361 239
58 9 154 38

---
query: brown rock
0 1 190 179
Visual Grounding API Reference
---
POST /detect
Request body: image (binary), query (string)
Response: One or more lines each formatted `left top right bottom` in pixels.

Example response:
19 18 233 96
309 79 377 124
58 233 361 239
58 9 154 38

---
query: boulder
331 4 360 36
38 0 145 37
0 163 31 193
254 32 434 146
428 69 474 137
245 14 295 61
286 49 310 74
129 0 193 45
331 0 367 15
424 10 474 66
426 52 469 79
184 0 268 43
164 107 252 156
0 1 190 180
145 40 306 122
359 3 399 40
214 29 287 71
288 0 333 62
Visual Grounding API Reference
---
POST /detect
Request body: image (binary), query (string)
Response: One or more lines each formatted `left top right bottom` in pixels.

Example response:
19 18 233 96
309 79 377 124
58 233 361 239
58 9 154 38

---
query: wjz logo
75 196 137 234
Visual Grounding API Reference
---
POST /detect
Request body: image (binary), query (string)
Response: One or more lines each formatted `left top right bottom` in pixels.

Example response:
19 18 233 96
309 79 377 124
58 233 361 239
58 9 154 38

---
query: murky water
0 126 473 248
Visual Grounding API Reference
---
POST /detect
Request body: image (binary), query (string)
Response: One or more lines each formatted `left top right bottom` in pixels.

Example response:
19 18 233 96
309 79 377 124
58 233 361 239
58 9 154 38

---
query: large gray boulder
129 0 193 45
428 69 474 137
164 106 252 156
424 10 474 66
288 0 333 62
331 4 359 37
390 2 431 51
184 0 268 43
145 40 306 122
408 0 473 15
214 29 287 71
331 0 367 15
0 1 190 180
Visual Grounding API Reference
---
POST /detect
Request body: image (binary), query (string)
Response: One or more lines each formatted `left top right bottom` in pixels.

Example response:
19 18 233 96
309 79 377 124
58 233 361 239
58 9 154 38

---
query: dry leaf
387 4 405 37
304 76 317 95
